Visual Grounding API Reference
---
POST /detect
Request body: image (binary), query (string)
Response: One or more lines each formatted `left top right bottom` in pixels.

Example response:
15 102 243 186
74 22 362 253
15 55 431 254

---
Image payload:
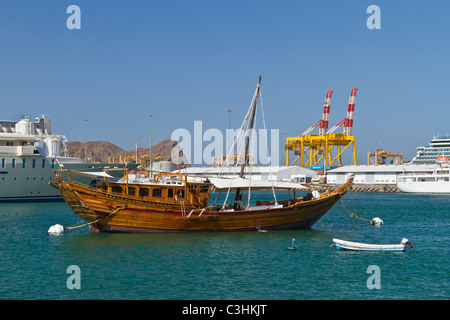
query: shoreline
313 184 400 193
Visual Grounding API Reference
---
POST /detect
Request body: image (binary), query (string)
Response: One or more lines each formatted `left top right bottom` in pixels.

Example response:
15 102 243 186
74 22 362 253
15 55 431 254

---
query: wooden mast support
234 75 261 209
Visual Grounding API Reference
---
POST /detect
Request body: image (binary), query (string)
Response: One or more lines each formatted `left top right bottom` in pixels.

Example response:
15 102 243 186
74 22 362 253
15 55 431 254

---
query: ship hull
397 181 450 193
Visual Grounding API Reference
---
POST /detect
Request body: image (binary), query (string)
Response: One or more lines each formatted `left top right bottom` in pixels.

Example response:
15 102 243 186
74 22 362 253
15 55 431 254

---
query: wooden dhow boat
51 170 354 232
51 76 354 233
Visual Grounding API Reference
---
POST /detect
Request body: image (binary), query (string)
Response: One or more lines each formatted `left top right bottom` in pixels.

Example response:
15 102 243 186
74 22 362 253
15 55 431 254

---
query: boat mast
234 75 261 209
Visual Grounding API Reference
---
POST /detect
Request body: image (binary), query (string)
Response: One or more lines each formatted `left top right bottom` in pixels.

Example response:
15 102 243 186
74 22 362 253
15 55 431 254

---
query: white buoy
48 224 65 234
371 217 383 226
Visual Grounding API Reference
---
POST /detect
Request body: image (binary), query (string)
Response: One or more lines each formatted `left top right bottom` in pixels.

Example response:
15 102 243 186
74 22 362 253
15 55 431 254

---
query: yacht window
128 187 136 196
168 188 174 198
22 159 26 168
12 159 15 168
1 159 4 168
42 159 46 168
32 159 36 168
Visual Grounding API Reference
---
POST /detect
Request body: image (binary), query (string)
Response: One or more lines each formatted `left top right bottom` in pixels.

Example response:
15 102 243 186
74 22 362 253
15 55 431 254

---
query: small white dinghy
333 238 414 252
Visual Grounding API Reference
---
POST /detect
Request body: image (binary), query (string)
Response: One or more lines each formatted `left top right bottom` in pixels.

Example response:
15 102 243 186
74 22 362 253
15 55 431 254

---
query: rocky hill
66 139 188 165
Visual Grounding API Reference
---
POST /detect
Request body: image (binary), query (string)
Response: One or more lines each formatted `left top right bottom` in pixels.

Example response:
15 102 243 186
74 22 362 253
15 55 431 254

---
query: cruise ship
410 135 450 164
0 115 134 202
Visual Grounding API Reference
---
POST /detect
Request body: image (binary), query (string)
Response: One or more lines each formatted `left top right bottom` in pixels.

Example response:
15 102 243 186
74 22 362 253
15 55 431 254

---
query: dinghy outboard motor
401 238 415 248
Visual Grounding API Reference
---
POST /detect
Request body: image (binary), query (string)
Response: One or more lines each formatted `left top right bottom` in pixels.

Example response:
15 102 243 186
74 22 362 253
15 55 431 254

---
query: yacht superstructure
410 135 450 164
0 115 129 202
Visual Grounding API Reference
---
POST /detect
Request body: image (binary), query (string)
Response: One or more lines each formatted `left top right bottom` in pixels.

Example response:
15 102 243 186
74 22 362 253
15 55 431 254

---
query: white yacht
0 115 132 202
397 156 450 193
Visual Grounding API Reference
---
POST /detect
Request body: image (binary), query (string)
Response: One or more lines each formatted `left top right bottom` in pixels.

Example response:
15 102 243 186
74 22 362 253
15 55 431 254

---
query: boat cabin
95 172 213 209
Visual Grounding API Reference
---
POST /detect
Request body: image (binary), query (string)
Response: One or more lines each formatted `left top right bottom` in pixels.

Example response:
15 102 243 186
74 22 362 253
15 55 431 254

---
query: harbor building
177 165 317 184
326 164 438 186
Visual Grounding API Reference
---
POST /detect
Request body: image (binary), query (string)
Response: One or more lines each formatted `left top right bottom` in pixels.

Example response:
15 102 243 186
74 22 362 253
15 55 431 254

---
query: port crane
286 88 358 168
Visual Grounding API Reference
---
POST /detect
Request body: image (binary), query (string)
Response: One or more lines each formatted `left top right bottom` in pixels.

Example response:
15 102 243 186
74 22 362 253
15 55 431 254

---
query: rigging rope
259 89 277 205
219 90 257 210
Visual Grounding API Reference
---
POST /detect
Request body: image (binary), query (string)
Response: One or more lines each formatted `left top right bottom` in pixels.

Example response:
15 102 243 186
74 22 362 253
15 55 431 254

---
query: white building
177 166 317 184
326 164 438 185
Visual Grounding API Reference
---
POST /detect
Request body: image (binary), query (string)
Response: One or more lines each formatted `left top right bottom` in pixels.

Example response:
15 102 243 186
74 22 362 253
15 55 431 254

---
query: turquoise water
0 192 448 300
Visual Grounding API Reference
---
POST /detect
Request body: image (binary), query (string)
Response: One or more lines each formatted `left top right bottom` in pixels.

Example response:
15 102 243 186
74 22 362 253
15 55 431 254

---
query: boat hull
333 239 406 252
83 195 342 232
88 204 333 233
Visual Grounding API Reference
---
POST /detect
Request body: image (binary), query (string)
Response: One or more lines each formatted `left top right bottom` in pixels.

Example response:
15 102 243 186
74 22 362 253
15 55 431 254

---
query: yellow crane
367 149 403 165
286 88 358 168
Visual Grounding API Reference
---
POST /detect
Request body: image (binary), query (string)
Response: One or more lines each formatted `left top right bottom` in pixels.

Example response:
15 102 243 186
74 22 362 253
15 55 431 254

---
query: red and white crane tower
328 87 358 134
301 89 333 136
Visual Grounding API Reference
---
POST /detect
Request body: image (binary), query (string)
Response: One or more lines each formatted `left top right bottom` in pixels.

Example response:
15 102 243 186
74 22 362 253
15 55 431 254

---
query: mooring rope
64 206 124 230
338 200 372 222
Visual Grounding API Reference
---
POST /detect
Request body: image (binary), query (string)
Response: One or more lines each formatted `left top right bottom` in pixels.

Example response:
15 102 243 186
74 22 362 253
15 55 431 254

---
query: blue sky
1 0 450 164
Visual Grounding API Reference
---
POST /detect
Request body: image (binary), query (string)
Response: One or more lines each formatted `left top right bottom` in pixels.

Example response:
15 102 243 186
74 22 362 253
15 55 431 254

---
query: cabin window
139 188 149 197
111 186 123 194
128 187 136 196
167 188 173 198
42 159 46 168
22 159 26 168
152 188 162 197
1 159 4 168
12 159 15 168
32 159 36 168
51 159 55 169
